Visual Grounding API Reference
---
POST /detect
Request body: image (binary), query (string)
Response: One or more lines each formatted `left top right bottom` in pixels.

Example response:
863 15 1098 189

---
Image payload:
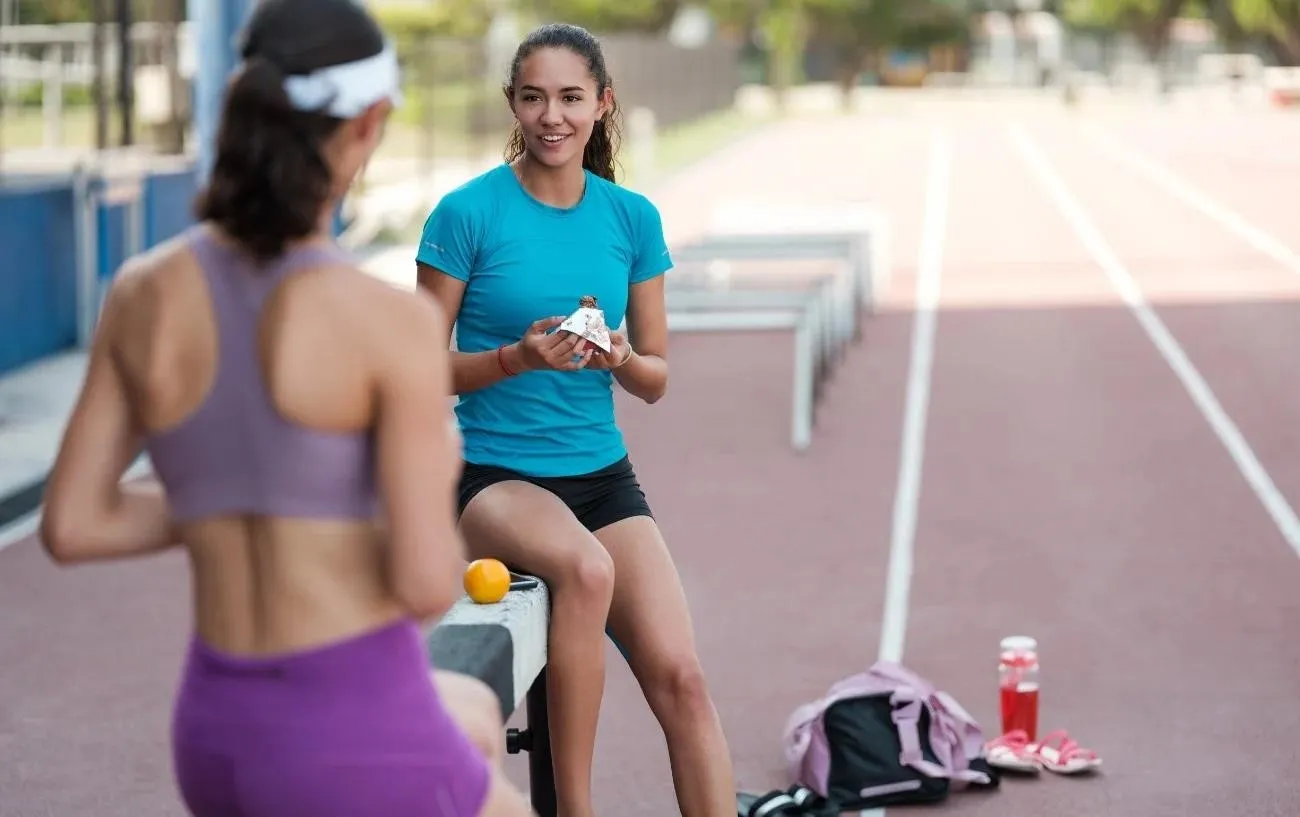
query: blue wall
0 184 80 374
1 167 199 376
1 0 248 376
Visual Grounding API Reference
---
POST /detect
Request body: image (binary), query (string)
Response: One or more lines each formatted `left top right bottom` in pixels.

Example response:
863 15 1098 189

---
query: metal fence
0 18 188 162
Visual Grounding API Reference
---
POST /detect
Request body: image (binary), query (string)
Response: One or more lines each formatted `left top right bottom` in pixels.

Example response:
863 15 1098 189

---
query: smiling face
507 46 611 171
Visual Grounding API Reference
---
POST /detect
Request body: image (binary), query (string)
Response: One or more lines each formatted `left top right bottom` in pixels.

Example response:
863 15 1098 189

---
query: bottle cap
1000 635 1038 653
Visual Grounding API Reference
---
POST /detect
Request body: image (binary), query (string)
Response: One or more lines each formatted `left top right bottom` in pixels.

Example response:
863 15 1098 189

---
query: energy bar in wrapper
558 295 612 353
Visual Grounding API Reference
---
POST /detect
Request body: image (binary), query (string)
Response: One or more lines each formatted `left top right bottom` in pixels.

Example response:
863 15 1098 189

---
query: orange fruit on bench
464 558 511 604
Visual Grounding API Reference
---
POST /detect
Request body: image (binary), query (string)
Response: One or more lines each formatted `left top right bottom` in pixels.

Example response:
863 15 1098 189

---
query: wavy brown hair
502 23 623 183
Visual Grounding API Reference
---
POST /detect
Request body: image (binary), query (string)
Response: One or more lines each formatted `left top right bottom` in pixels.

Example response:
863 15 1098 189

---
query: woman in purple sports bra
38 2 533 816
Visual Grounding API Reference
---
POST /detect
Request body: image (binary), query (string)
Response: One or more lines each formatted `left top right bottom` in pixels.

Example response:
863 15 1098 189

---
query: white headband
281 44 403 118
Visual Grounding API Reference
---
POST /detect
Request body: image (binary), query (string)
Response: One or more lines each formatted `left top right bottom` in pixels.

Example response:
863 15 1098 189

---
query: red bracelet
497 344 518 377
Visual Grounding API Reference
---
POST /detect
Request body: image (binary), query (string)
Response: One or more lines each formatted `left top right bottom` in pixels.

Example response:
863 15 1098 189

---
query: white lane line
863 122 953 817
1009 122 1300 560
1084 122 1300 275
877 127 953 667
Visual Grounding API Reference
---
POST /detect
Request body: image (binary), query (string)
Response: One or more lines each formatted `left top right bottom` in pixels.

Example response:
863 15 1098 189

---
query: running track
3 99 1300 816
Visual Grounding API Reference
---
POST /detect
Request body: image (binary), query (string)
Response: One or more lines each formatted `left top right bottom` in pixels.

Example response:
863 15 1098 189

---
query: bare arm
416 261 527 394
416 261 589 394
41 271 175 564
605 275 669 404
374 289 467 621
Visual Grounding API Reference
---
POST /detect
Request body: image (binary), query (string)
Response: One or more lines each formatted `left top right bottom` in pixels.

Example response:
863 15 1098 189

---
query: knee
644 655 712 720
553 545 615 608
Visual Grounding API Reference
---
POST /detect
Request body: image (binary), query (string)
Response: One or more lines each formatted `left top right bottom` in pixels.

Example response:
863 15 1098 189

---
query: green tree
806 0 903 101
1228 0 1300 63
15 0 91 24
762 0 812 102
804 0 968 102
14 0 161 24
1061 0 1188 60
375 0 496 41
519 0 683 33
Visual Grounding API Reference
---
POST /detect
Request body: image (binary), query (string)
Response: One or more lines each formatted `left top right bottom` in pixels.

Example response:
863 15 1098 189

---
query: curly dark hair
502 23 623 184
192 0 386 261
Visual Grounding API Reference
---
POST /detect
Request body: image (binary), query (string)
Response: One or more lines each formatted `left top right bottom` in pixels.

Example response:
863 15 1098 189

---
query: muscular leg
596 516 736 817
460 482 614 817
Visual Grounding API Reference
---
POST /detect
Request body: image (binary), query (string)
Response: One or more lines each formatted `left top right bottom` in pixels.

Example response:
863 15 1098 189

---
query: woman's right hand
513 316 594 372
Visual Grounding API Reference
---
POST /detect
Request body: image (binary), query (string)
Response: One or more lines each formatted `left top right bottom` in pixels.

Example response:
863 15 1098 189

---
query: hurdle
666 267 851 372
665 284 827 452
426 580 556 817
671 199 891 335
658 201 883 453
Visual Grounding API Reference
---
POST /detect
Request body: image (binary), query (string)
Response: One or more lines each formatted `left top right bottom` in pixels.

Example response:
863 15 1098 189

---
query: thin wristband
497 344 518 376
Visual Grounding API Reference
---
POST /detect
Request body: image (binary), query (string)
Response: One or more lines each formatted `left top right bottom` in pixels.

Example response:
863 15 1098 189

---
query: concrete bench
426 577 556 817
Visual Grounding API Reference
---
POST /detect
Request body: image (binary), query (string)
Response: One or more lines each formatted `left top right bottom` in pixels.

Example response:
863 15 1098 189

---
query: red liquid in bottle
998 636 1040 741
999 682 1040 741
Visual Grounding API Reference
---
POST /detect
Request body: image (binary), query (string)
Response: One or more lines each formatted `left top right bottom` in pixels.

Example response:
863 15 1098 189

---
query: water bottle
998 635 1040 741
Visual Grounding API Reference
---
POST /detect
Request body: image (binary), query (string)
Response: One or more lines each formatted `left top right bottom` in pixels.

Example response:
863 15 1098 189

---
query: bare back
108 227 460 656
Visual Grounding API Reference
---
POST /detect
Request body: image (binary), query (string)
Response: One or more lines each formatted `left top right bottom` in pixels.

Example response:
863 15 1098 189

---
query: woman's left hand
587 330 633 371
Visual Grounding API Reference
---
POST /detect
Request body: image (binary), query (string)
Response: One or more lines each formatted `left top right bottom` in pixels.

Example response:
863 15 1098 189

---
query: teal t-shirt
416 164 673 477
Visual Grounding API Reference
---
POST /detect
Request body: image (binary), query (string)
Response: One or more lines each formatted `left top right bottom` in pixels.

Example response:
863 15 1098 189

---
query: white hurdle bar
665 273 848 378
672 234 868 343
665 293 822 452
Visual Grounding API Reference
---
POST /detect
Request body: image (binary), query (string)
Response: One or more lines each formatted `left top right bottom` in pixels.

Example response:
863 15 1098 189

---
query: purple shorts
171 619 490 817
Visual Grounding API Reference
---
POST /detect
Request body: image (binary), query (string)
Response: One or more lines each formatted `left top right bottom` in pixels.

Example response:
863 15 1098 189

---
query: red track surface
4 102 1300 816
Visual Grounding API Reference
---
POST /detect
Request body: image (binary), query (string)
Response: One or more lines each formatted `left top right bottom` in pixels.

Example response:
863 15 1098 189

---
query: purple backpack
737 662 1000 816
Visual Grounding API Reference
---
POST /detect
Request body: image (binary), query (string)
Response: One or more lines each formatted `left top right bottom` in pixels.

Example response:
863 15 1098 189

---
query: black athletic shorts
456 455 653 533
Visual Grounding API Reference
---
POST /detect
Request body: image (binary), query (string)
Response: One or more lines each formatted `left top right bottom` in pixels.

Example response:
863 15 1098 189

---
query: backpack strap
932 691 997 786
891 698 935 771
891 690 997 786
891 696 960 780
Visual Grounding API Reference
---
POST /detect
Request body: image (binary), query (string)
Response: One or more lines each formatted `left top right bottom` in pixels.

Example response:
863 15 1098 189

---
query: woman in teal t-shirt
415 22 736 817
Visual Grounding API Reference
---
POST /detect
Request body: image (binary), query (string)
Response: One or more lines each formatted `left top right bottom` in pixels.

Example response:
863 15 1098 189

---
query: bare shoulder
97 232 197 318
321 267 445 330
308 265 448 364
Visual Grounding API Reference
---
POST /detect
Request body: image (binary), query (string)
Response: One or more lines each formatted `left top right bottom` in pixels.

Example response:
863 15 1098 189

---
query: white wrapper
558 306 612 353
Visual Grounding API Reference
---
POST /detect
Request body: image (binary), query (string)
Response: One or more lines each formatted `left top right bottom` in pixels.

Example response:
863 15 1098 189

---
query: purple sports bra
143 226 378 524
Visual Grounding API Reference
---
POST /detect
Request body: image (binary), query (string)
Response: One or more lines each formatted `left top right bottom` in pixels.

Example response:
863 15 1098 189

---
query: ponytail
191 0 388 262
581 101 622 183
194 56 342 261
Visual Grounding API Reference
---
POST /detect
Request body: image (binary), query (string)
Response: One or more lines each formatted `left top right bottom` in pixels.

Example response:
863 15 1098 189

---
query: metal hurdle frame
671 202 891 333
72 156 148 347
662 275 838 452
